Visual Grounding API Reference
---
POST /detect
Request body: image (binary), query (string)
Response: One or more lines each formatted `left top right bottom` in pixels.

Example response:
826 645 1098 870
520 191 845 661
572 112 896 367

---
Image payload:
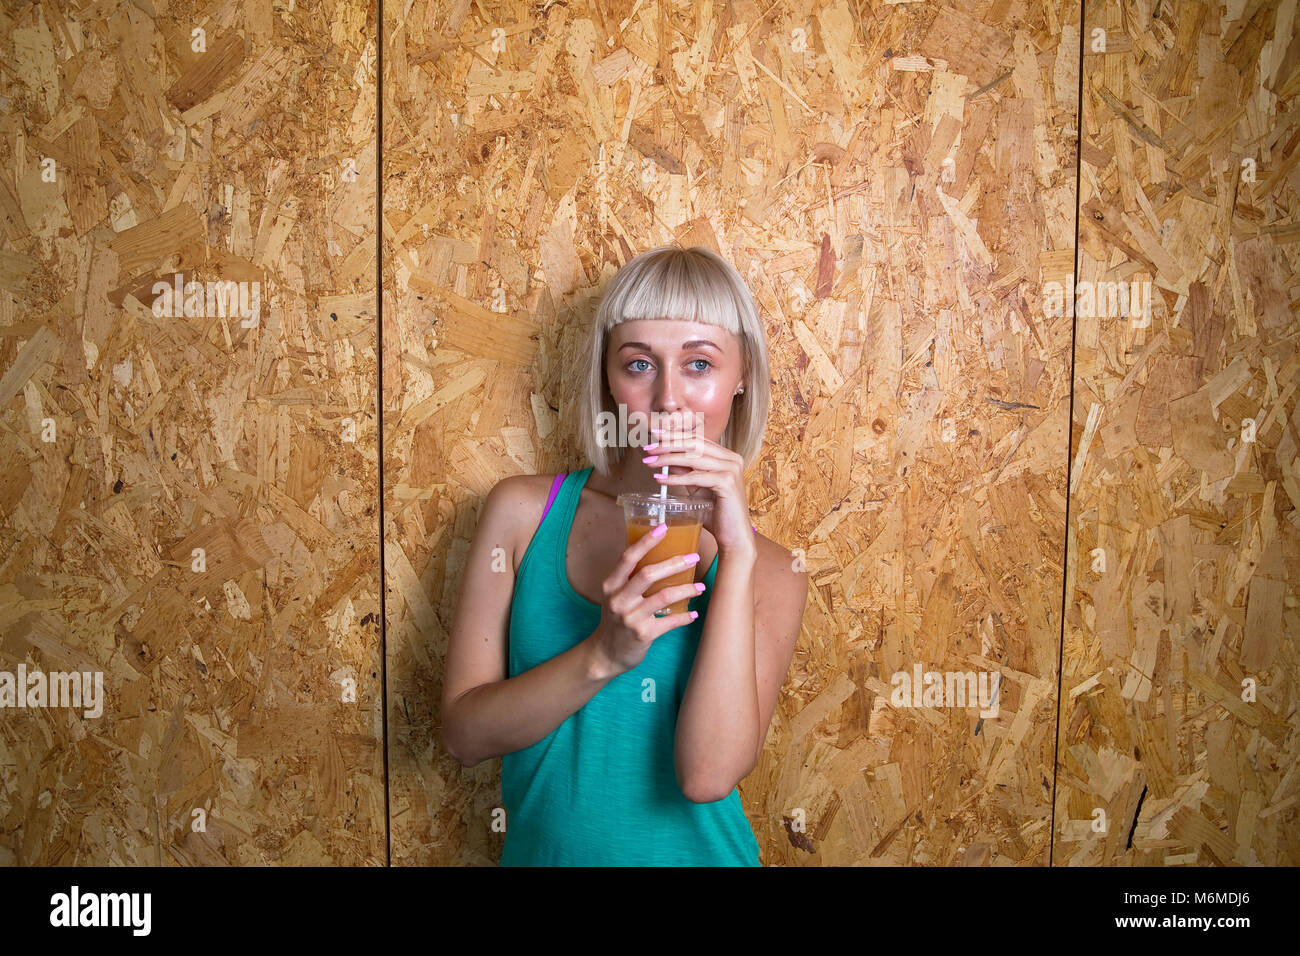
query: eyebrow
618 340 721 353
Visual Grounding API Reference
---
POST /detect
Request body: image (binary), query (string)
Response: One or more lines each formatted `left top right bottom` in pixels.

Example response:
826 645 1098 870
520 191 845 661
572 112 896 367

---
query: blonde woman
442 245 807 866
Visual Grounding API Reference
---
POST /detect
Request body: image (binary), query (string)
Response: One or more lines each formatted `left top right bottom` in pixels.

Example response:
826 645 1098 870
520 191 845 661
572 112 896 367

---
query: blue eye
626 358 713 373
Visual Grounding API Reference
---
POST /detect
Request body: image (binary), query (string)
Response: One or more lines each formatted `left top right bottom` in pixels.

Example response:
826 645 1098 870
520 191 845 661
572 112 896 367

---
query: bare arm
675 540 807 802
441 477 620 767
444 638 618 766
674 541 760 801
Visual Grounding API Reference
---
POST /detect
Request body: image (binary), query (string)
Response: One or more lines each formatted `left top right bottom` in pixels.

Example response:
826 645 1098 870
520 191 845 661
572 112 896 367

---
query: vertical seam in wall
1050 0 1087 868
377 0 391 869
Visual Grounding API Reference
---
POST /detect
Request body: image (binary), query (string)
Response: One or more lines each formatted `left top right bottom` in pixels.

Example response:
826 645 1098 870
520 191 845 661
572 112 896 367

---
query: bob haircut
577 244 771 478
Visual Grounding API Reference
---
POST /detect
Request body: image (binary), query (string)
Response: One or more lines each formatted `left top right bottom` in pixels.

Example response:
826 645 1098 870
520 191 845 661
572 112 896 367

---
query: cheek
688 382 733 433
606 366 633 394
693 380 729 407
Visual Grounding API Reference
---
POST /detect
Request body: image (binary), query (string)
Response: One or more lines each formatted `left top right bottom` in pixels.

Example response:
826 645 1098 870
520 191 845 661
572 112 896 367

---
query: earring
735 385 744 395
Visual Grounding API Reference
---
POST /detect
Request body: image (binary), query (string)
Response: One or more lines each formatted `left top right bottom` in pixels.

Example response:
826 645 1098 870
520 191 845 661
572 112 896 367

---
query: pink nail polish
694 583 706 593
683 552 699 565
651 522 667 537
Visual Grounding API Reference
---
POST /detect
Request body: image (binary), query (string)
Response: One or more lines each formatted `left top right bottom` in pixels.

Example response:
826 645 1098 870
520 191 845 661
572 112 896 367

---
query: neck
592 453 661 498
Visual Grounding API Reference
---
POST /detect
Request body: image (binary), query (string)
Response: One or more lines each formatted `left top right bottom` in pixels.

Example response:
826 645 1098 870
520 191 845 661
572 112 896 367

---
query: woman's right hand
588 524 704 678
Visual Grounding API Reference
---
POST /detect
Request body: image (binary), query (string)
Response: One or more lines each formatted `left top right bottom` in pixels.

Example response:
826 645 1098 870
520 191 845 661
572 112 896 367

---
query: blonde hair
577 245 771 477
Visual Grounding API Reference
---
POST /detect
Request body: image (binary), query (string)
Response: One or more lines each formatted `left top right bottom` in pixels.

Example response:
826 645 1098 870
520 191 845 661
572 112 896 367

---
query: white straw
658 465 668 524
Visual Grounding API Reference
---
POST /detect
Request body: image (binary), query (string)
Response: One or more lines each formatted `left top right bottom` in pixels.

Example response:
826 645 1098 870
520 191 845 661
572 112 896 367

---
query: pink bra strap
538 473 566 530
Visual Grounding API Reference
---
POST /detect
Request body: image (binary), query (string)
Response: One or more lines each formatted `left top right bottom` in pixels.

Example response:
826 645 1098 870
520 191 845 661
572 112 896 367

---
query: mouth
653 412 703 433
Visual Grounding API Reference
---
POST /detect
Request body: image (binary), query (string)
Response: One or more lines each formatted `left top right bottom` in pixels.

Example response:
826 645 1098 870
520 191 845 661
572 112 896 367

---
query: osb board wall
4 0 1293 872
0 1 381 864
395 0 1081 865
1059 0 1299 864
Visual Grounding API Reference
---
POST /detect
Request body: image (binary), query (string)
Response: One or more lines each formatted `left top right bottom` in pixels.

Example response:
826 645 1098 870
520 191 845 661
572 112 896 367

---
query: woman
441 244 807 865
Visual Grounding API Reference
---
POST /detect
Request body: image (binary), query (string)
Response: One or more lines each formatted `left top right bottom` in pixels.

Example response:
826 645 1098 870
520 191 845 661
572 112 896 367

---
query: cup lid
617 492 712 512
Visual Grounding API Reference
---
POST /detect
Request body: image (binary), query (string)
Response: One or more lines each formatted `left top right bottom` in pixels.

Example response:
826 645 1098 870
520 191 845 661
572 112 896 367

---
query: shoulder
486 473 565 572
752 533 809 607
489 472 558 507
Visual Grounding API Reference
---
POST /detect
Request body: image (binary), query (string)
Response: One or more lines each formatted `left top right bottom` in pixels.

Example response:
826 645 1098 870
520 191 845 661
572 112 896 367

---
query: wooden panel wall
1060 0 1300 864
0 2 381 864
394 0 1081 866
4 0 1295 869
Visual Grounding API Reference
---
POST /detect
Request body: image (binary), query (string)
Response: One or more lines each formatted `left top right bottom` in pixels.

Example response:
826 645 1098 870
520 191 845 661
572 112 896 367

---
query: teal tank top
500 467 762 866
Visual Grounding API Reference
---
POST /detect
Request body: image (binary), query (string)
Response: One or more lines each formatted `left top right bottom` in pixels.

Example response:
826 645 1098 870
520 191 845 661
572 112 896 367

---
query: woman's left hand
642 423 753 556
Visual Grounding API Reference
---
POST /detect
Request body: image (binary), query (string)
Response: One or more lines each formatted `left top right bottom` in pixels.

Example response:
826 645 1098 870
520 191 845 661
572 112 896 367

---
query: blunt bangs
611 249 744 337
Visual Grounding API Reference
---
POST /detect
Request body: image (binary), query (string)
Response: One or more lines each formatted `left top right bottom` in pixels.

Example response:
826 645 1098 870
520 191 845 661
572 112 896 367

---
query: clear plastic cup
617 493 713 617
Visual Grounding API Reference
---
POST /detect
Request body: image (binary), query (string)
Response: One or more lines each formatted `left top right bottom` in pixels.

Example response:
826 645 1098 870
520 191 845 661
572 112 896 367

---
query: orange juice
626 515 704 616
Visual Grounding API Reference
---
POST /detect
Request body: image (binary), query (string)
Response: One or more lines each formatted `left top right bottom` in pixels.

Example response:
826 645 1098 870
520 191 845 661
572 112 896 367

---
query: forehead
609 319 738 350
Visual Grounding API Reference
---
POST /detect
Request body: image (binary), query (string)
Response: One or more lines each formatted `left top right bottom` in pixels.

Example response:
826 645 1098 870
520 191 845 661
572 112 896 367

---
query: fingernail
642 455 658 463
651 522 667 537
643 442 659 450
689 610 698 620
694 583 706 593
683 552 699 565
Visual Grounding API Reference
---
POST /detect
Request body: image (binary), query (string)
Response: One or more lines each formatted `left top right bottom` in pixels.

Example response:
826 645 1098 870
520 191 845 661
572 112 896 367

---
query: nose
655 365 682 415
655 377 698 436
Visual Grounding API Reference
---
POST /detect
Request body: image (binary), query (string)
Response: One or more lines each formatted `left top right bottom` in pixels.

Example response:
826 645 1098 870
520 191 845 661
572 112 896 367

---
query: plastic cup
617 493 713 617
